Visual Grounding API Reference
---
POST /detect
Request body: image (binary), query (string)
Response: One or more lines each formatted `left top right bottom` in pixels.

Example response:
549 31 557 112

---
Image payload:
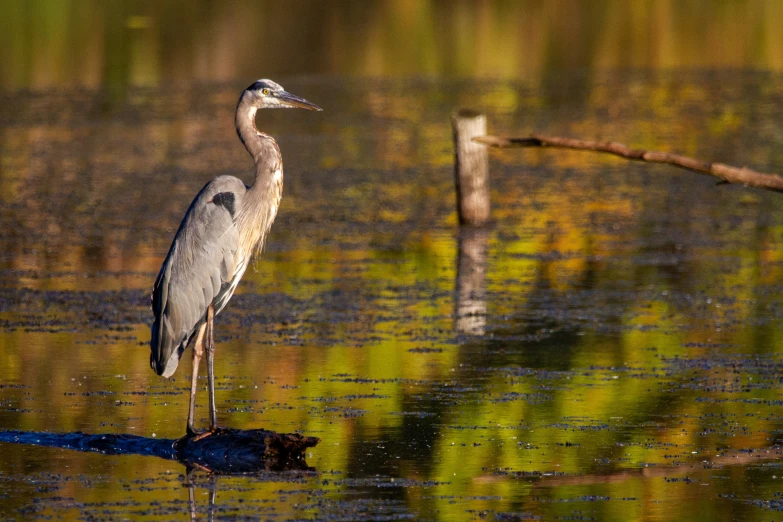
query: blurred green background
2 0 783 90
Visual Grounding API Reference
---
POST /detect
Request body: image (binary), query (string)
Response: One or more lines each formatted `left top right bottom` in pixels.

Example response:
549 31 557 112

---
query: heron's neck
236 97 265 160
235 95 284 183
234 95 284 259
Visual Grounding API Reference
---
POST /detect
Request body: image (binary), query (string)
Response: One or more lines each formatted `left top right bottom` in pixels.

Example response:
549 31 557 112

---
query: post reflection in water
455 227 489 336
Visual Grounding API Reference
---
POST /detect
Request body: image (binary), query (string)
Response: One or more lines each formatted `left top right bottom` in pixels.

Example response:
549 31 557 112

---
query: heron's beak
277 90 323 111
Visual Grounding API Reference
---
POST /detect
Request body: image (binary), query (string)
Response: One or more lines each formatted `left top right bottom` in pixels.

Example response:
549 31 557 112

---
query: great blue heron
150 79 321 437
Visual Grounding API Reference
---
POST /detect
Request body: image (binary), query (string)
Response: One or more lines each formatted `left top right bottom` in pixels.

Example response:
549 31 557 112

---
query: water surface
1 71 783 520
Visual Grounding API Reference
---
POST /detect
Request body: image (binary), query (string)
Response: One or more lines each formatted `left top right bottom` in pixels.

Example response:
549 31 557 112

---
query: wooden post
452 110 490 226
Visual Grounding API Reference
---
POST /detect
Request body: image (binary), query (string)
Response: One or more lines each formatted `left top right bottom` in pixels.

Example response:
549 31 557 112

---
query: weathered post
452 110 490 226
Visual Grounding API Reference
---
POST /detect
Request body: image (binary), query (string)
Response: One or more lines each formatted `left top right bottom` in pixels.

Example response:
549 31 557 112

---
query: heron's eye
262 88 270 95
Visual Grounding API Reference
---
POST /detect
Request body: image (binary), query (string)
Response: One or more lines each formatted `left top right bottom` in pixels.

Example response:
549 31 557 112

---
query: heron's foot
190 430 213 442
189 424 226 442
186 425 203 438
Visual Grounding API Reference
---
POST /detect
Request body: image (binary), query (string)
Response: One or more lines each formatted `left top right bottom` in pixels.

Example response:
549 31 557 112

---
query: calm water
2 71 783 521
3 2 783 521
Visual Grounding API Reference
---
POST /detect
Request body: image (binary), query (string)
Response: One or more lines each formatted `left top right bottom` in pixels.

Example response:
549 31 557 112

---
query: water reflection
187 474 217 522
455 227 489 335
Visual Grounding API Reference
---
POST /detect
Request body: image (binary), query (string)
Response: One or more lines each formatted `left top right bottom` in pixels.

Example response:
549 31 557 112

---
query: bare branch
474 134 783 193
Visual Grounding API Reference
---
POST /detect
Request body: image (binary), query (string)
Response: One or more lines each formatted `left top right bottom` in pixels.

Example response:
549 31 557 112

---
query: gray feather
150 175 247 377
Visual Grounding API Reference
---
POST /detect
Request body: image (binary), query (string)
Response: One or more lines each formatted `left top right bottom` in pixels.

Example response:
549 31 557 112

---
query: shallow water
3 71 783 520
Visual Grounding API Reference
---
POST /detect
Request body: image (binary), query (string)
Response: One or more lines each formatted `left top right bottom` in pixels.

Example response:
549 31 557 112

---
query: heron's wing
150 176 246 377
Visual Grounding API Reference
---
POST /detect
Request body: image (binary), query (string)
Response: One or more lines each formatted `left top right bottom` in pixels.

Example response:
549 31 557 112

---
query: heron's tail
150 315 183 378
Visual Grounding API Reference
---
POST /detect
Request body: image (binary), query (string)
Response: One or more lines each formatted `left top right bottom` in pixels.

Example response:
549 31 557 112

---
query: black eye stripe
249 81 271 92
247 79 284 93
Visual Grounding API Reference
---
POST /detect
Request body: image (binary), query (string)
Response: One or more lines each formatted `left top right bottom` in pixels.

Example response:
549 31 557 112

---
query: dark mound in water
0 428 320 474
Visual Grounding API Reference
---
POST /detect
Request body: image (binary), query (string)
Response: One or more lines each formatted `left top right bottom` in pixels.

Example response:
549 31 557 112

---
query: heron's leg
191 305 219 442
186 323 207 436
206 304 218 431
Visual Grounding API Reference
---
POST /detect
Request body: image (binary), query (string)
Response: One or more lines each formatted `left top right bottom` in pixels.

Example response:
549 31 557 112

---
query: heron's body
149 79 320 435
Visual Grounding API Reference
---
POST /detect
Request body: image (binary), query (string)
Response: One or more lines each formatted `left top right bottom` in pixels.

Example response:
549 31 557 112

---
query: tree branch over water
474 134 783 193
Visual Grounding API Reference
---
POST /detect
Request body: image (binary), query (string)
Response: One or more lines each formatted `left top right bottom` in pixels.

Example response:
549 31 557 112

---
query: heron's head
243 79 322 111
